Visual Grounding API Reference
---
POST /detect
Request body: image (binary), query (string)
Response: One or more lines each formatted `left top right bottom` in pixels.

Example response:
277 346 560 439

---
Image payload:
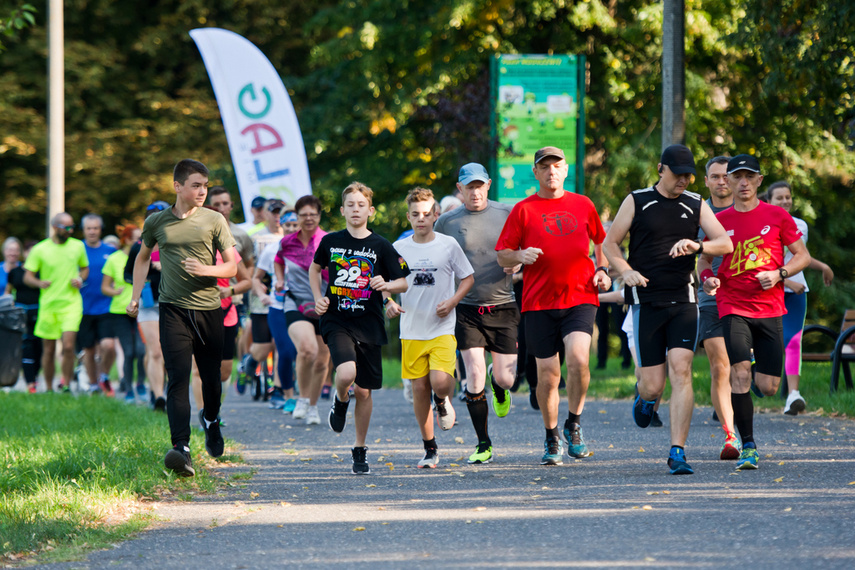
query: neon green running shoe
736 446 759 470
468 442 493 464
492 387 511 418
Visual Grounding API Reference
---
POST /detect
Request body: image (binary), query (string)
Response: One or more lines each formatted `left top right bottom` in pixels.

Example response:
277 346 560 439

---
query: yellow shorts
35 305 83 340
401 335 457 380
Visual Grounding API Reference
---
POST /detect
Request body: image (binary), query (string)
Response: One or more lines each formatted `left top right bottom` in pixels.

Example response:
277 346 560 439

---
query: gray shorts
137 303 159 323
698 304 723 343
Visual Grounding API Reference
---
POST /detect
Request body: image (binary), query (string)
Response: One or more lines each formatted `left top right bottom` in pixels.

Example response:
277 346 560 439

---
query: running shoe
328 395 350 433
305 405 321 425
750 379 765 398
87 383 102 395
529 389 540 410
491 383 511 418
632 384 655 428
152 396 167 413
199 409 224 458
293 398 309 420
235 374 247 395
720 432 741 460
124 390 136 404
98 376 114 397
135 383 147 401
468 442 493 464
351 446 370 474
736 446 759 470
457 381 468 402
282 398 297 414
668 447 694 475
268 389 286 410
402 379 413 404
563 421 592 458
418 448 439 469
320 384 332 400
711 410 720 422
28 384 37 394
650 411 663 428
164 445 195 477
541 438 563 465
57 380 71 393
783 391 806 415
434 395 456 431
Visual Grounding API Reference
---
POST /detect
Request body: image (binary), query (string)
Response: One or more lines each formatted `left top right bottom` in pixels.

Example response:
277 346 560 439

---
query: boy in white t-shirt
386 188 475 468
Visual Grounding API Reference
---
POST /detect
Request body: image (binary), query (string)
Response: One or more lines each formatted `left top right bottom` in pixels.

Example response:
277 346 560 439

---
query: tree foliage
0 0 852 321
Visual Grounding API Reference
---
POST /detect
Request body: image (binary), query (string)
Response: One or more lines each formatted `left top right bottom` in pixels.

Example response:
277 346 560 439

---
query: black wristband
596 266 609 274
382 297 390 307
696 239 704 255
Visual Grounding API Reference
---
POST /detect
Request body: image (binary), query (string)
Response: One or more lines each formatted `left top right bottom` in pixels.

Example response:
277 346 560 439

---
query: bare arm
698 254 721 296
23 269 48 290
497 247 542 268
101 274 123 297
182 247 238 279
127 243 153 317
672 201 732 258
370 275 408 295
273 259 286 292
808 257 834 286
226 259 252 298
309 261 329 315
604 196 648 288
436 274 474 318
756 238 811 291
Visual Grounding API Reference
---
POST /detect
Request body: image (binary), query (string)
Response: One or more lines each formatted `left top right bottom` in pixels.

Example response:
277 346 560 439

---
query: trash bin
0 299 26 387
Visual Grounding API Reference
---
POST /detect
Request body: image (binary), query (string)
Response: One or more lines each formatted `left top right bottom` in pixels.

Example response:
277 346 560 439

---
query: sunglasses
146 203 168 212
55 224 75 231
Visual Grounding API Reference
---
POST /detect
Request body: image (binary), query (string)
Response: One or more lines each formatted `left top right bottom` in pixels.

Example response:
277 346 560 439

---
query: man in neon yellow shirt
24 212 89 392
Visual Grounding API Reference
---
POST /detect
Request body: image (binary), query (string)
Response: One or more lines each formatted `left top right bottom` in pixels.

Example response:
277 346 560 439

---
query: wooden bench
802 309 855 393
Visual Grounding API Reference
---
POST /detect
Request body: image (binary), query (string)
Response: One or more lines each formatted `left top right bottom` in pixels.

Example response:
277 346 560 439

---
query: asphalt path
40 387 855 569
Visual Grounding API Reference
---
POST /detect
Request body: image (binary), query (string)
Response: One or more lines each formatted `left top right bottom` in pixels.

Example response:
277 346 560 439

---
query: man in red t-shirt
700 154 810 470
496 146 610 466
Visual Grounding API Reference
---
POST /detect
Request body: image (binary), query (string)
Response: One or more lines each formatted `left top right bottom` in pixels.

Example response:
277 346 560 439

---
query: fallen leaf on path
773 477 784 483
455 437 465 444
450 471 465 477
784 507 792 512
662 490 670 495
608 444 614 448
449 463 459 467
250 492 259 498
375 438 381 443
778 461 785 465
638 447 645 453
642 505 652 510
300 458 312 462
288 438 296 442
473 506 486 511
353 527 365 531
366 484 376 488
599 410 607 414
647 492 659 495
378 507 386 510
280 502 291 507
332 453 339 459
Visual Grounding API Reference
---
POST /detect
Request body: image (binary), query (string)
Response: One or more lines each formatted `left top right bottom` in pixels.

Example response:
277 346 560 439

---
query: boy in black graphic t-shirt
310 182 410 474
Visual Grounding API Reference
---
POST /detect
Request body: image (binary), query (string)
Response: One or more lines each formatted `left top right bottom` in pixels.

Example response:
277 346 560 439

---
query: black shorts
77 313 113 349
698 305 724 343
324 327 383 391
222 323 238 361
722 314 783 376
285 310 321 335
633 303 699 368
250 313 272 343
455 302 519 354
525 304 597 359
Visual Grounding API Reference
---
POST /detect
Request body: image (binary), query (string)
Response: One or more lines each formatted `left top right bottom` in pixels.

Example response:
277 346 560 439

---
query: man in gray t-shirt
696 155 740 461
434 162 520 465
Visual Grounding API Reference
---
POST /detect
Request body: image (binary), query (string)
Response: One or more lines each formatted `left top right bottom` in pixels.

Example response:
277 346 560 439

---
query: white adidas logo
681 213 688 218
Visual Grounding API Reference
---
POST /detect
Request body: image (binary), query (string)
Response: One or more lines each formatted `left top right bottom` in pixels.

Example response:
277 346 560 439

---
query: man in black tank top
604 144 733 475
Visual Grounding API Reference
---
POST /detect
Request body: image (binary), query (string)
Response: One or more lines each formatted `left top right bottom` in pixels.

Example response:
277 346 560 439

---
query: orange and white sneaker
720 432 741 460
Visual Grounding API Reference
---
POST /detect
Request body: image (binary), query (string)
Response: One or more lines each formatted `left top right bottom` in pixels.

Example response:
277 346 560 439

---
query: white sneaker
784 391 806 415
434 396 456 431
402 379 413 404
417 447 439 469
305 405 321 425
292 398 309 420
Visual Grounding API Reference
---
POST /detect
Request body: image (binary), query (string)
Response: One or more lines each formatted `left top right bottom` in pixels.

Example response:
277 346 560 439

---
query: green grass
382 355 855 418
0 392 242 562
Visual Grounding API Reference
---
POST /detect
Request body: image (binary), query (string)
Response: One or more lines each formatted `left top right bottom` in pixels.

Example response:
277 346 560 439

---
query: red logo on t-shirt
542 211 577 236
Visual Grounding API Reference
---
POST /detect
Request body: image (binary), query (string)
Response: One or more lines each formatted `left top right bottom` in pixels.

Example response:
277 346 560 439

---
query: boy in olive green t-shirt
127 159 236 477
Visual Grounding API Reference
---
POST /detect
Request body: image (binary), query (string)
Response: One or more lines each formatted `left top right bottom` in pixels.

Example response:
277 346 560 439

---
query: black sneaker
529 390 540 410
152 396 167 413
199 409 224 458
351 446 370 474
164 446 195 477
650 411 663 427
328 395 350 433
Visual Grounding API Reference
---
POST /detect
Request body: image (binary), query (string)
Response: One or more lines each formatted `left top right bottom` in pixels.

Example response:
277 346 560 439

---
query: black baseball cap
727 154 761 174
267 199 285 212
250 196 267 209
660 144 696 175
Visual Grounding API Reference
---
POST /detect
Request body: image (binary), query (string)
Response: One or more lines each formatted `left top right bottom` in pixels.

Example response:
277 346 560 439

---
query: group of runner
6 145 828 479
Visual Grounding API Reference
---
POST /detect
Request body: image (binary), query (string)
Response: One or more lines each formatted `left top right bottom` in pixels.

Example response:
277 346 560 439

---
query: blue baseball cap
458 163 490 185
250 196 267 209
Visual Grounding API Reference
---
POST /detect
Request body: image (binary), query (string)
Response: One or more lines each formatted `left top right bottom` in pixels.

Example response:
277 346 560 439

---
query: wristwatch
595 266 609 274
696 239 704 255
779 267 789 280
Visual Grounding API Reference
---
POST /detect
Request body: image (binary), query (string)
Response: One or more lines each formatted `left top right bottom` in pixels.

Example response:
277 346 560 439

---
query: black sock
423 438 437 451
491 377 507 403
567 412 580 425
465 390 491 446
546 426 560 441
731 391 754 445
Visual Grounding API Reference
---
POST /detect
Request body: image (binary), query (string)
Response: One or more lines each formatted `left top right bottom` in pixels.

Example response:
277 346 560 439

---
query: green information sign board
491 54 586 202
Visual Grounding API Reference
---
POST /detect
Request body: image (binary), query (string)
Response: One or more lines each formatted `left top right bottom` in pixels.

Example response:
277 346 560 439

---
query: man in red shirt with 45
699 154 810 470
